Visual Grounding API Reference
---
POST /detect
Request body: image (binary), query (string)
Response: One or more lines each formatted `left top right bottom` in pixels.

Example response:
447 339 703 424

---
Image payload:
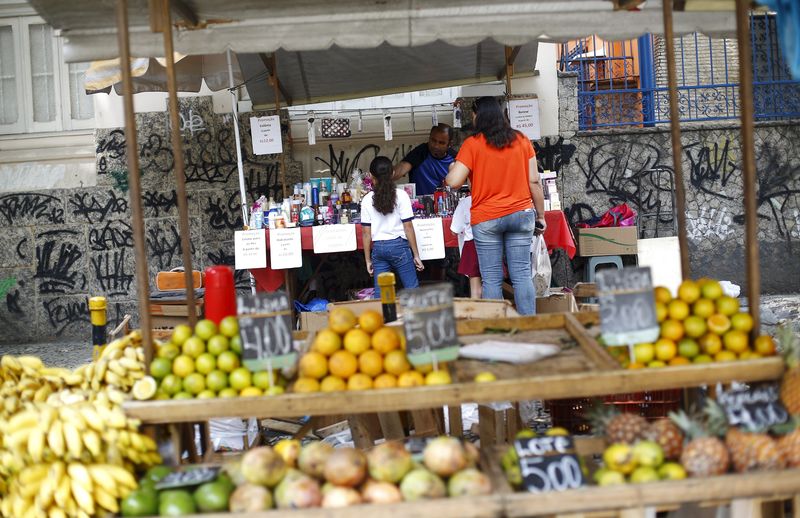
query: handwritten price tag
717 382 789 432
237 291 296 370
398 283 459 366
596 266 660 346
515 436 585 493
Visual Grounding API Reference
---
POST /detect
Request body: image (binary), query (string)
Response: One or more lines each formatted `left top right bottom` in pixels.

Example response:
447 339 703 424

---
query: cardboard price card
237 291 296 370
398 283 459 366
514 435 585 493
717 382 789 432
596 266 660 346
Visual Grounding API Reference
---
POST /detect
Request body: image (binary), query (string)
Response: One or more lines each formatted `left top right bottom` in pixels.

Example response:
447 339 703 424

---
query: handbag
321 118 351 138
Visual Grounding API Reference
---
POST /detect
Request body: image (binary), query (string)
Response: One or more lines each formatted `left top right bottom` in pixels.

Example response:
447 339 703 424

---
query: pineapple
588 402 649 444
645 418 684 460
670 407 730 477
775 418 800 468
779 325 800 415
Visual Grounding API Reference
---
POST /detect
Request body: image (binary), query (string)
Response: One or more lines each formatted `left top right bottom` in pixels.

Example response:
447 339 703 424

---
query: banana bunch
75 331 146 395
0 461 137 518
0 356 83 419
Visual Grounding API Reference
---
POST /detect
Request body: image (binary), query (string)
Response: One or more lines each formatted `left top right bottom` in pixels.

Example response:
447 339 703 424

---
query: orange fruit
660 320 685 341
739 351 759 360
654 286 673 304
683 316 707 338
240 386 263 397
692 299 716 319
655 338 677 361
716 296 740 317
383 350 411 376
668 300 690 321
415 363 434 374
312 329 342 356
633 343 655 364
699 333 723 355
754 335 777 356
347 373 373 390
344 329 371 355
329 307 357 334
678 280 701 304
669 356 691 366
730 312 754 333
329 350 358 379
723 330 749 354
320 375 347 392
707 314 731 335
700 280 724 300
293 377 320 393
397 371 425 387
371 327 401 354
299 351 328 380
358 350 384 377
715 350 737 362
425 370 452 385
373 373 397 389
655 302 668 323
627 362 646 369
358 310 384 334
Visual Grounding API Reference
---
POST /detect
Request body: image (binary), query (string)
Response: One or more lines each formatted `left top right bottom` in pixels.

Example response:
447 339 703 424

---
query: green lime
194 319 218 341
159 374 183 396
206 370 228 392
207 335 230 356
150 357 172 380
144 465 173 483
121 489 158 517
159 489 196 516
173 391 193 400
219 316 239 338
230 335 242 354
171 325 193 346
193 481 231 512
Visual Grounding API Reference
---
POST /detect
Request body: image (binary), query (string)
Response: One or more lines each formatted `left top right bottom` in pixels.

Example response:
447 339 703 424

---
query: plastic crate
544 390 682 435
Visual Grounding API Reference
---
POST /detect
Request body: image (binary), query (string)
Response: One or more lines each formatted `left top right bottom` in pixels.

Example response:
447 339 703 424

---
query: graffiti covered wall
0 97 301 343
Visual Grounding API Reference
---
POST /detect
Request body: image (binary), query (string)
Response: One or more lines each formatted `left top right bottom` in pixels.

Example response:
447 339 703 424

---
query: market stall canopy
30 0 737 64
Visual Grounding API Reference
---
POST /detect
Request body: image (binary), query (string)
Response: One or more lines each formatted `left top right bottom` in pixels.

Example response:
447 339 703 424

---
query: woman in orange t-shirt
445 97 546 315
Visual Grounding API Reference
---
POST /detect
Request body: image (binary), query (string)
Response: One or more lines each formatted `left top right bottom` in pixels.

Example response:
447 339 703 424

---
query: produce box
535 289 578 314
577 226 638 257
323 298 519 321
299 311 330 335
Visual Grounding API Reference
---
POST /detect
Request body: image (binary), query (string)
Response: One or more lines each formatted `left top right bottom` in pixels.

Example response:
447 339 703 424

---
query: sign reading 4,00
237 291 295 370
398 283 459 366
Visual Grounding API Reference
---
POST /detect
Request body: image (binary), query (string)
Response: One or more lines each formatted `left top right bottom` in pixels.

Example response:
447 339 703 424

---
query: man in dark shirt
392 124 456 195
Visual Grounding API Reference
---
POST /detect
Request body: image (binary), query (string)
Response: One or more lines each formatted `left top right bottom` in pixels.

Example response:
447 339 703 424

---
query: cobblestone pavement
0 295 798 369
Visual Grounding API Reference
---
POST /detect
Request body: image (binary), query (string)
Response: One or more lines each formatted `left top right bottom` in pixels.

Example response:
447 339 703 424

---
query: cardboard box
536 289 579 314
299 311 330 335
577 226 638 257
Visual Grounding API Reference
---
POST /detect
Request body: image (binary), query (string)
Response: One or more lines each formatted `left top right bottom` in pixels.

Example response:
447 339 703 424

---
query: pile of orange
614 279 776 369
292 307 450 393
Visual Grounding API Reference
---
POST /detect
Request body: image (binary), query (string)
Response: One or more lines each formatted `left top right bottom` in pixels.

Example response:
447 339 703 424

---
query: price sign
508 97 541 140
717 382 789 432
398 283 459 366
596 266 660 346
250 115 283 155
412 218 446 260
237 291 295 370
515 436 585 493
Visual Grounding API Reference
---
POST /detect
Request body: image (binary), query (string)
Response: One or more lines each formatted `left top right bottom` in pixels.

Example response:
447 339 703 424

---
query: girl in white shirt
450 195 482 298
361 156 424 298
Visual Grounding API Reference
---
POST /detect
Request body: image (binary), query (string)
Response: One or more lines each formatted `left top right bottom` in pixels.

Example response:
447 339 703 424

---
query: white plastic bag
531 235 551 297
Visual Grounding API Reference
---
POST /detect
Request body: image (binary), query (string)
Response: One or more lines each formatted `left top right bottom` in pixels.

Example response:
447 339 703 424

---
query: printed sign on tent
269 227 303 270
250 115 283 155
412 218 446 260
312 224 357 254
508 97 541 140
234 229 267 270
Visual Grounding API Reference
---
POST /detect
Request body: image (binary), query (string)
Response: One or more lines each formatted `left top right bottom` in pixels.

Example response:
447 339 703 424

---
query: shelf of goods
123 312 784 424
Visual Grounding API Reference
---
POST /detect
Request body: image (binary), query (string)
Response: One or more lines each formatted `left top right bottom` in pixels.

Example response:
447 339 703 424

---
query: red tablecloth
250 211 575 292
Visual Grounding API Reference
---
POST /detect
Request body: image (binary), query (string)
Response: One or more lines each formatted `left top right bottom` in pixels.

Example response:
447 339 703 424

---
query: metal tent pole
116 0 153 363
159 0 197 327
735 0 761 337
662 0 691 280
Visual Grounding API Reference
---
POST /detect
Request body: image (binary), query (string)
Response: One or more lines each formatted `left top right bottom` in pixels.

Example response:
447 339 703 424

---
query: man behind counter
392 123 456 195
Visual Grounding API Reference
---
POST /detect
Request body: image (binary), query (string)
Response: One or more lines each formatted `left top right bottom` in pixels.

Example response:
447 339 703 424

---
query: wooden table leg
410 409 441 437
478 405 498 447
348 415 381 448
448 405 464 437
378 412 406 440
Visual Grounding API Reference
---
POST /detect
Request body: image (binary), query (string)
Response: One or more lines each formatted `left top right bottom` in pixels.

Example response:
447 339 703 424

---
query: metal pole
160 0 197 327
735 0 761 337
662 0 691 279
268 54 292 295
116 0 153 363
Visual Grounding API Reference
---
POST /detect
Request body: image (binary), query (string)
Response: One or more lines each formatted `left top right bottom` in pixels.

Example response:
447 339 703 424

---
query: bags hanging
531 235 551 298
576 203 637 228
320 118 351 138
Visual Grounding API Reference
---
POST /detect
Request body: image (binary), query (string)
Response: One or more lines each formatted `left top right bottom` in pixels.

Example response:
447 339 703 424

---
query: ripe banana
63 422 84 459
27 428 45 463
93 485 119 513
87 465 119 498
82 430 101 458
47 420 65 458
70 477 95 515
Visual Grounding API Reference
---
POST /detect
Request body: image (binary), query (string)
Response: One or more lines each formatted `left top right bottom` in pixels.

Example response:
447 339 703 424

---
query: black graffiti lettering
69 191 128 224
206 193 244 231
89 220 134 251
16 238 27 260
685 140 738 200
91 249 134 296
140 133 173 173
565 203 598 227
314 144 381 183
35 230 86 294
147 224 192 270
0 193 64 225
745 142 800 239
96 129 126 160
245 163 282 201
6 289 22 314
534 136 576 174
43 299 89 336
143 190 179 217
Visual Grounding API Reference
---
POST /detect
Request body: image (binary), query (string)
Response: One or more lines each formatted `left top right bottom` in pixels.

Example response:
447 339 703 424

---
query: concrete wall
553 72 800 293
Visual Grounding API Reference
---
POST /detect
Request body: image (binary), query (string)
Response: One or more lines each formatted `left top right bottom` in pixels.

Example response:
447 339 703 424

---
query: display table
249 211 575 292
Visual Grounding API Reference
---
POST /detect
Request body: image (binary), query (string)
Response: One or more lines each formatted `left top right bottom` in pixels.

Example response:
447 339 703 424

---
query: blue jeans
372 237 419 298
472 209 536 315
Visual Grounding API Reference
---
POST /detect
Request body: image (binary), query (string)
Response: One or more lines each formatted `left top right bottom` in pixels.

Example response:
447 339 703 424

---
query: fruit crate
545 390 683 435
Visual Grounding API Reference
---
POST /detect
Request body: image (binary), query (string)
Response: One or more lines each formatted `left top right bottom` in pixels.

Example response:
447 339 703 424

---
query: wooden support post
735 0 761 338
504 46 515 95
662 0 691 279
411 409 441 437
448 405 464 437
348 415 380 449
478 405 499 447
160 0 197 327
377 412 406 440
116 0 153 363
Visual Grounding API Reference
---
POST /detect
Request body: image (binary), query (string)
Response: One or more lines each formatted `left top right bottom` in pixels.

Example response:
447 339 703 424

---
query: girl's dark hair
472 96 519 149
370 156 396 215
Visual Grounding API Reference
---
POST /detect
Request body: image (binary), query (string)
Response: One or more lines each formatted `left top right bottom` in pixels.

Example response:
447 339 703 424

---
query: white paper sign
269 228 303 270
234 230 267 270
508 98 541 140
250 115 283 155
312 224 357 254
412 218 446 260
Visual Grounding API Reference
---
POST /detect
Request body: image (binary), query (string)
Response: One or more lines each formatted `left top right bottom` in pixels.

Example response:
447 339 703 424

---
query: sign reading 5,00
515 436 585 493
398 283 459 366
237 291 295 370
